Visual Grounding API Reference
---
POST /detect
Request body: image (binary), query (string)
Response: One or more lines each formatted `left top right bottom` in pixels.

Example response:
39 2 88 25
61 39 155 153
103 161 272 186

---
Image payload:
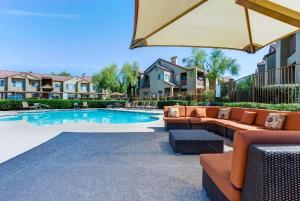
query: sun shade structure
130 0 300 53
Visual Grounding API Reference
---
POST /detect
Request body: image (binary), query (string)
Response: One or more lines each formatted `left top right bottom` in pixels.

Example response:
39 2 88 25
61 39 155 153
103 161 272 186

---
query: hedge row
155 100 300 112
1 99 300 112
0 99 127 111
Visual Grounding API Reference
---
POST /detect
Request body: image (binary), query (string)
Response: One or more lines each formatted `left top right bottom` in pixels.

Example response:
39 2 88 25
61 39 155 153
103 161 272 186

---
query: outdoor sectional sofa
163 106 300 201
163 106 300 140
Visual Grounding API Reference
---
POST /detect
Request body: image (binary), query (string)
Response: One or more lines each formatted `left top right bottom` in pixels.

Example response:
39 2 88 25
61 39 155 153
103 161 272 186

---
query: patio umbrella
111 92 124 97
130 0 300 53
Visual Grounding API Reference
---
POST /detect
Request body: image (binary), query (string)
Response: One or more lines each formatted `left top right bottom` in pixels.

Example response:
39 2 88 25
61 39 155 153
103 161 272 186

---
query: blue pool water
0 109 159 126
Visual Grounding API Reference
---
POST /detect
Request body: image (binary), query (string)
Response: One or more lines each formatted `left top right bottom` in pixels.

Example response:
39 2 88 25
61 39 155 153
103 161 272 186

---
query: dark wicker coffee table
169 130 224 154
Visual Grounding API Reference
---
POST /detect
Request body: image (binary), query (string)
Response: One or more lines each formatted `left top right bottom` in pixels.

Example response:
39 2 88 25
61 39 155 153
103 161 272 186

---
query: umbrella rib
141 0 208 43
244 8 254 53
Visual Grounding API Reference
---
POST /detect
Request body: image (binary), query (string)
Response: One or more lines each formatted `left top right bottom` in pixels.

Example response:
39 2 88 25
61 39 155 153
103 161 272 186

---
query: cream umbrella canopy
130 0 300 53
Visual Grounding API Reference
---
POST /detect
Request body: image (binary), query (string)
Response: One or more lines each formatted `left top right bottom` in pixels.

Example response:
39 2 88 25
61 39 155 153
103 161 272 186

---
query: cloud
0 8 78 19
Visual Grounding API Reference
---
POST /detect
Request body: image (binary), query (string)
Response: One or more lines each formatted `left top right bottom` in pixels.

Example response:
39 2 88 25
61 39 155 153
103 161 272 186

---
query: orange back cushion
164 106 186 117
205 107 220 118
283 112 300 131
185 106 198 117
231 130 300 189
230 107 246 121
195 108 207 118
252 109 273 126
240 111 257 125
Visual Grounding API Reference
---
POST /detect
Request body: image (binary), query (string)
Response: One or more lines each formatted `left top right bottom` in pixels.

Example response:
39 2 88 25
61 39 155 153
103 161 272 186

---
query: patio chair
128 101 137 109
82 102 88 109
22 101 35 110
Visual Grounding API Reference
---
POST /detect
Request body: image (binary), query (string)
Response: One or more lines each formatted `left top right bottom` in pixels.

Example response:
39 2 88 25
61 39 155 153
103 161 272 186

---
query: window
66 84 75 90
175 75 180 82
81 85 88 91
54 83 61 88
0 79 4 87
93 86 98 91
12 80 24 88
164 73 170 81
288 34 296 56
68 94 76 99
158 74 163 80
31 81 39 87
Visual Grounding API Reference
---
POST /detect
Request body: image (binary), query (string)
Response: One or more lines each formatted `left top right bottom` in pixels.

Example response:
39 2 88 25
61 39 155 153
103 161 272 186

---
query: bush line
0 99 299 112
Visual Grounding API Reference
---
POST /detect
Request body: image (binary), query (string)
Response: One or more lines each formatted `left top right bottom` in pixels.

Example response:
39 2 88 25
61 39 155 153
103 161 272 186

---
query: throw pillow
241 111 257 125
265 113 287 130
195 108 206 118
168 107 180 118
218 108 231 119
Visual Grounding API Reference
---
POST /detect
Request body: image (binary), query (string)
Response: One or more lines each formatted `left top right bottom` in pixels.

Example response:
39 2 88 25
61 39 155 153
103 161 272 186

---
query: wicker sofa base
166 123 190 130
226 128 235 141
191 123 226 137
202 170 229 201
242 144 300 201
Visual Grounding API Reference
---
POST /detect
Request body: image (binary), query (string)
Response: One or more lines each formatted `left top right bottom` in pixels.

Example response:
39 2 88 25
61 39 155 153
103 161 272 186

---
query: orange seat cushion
164 106 186 117
210 119 232 127
163 117 190 124
200 152 241 201
226 121 265 131
230 108 246 121
231 130 300 189
240 111 257 125
189 117 216 124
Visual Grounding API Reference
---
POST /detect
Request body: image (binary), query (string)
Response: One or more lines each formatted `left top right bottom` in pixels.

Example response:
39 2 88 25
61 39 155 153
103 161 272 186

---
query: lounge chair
22 101 35 110
128 101 137 109
82 102 88 108
74 102 80 109
148 101 158 110
135 101 145 109
34 103 41 110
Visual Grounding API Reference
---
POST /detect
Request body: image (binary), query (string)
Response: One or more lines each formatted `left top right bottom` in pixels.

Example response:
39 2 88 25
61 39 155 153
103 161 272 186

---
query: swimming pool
0 109 160 126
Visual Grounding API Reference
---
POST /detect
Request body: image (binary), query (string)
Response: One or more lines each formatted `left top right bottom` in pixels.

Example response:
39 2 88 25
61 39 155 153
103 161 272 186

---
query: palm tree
183 48 239 89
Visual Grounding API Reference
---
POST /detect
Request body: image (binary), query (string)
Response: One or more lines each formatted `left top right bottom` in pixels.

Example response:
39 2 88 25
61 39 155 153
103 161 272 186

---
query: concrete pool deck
0 108 164 163
0 132 211 201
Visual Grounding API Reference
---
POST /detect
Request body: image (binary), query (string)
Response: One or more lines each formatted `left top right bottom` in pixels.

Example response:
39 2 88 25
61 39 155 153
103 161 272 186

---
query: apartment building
139 57 208 98
256 32 300 85
0 70 107 100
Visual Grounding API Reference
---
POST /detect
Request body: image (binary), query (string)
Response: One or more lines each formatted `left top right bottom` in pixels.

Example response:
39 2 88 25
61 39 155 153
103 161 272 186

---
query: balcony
197 79 204 86
180 80 187 86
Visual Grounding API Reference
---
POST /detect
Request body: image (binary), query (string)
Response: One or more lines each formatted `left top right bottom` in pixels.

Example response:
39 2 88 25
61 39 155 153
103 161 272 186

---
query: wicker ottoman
169 130 224 154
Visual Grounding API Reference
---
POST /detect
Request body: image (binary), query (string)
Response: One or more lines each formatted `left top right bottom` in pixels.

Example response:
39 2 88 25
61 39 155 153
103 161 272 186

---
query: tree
57 71 71 76
183 48 240 88
92 64 119 92
118 62 140 96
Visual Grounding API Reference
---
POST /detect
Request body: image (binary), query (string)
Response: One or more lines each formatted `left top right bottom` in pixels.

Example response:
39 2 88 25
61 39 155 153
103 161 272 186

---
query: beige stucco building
139 57 208 98
0 70 107 100
256 32 300 86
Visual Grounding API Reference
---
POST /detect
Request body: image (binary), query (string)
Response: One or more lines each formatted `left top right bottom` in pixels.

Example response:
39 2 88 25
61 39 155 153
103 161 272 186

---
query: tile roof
0 70 90 82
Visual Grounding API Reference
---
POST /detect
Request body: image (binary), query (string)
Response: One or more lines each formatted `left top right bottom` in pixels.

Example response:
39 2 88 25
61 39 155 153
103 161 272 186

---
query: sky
0 0 270 79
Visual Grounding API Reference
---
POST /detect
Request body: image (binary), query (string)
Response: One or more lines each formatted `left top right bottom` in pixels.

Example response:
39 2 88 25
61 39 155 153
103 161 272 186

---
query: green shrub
157 100 188 109
156 100 300 112
0 99 127 111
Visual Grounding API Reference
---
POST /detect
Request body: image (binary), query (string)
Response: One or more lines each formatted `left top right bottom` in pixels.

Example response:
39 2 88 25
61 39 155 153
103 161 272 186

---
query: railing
181 80 187 86
197 80 204 86
230 64 300 104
